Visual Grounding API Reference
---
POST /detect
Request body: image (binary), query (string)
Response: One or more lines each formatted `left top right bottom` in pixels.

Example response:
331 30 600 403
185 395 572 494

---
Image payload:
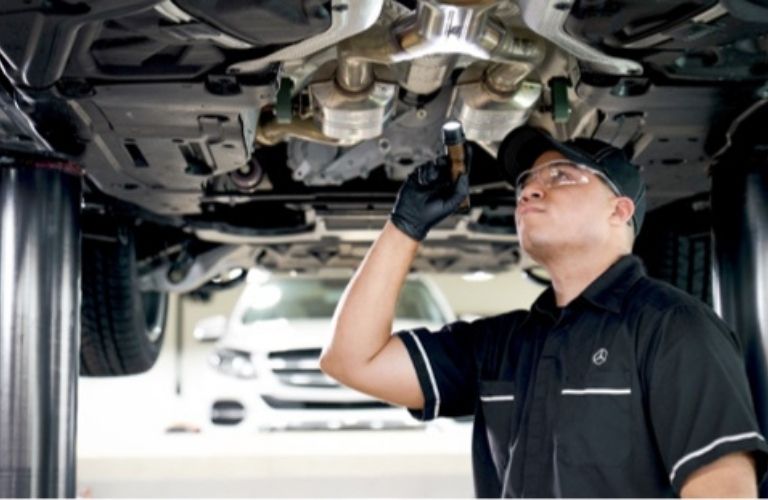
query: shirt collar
579 255 646 313
531 255 646 317
531 287 559 322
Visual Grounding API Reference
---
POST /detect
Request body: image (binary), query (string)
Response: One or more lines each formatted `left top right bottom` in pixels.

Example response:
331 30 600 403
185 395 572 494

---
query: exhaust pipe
337 0 545 95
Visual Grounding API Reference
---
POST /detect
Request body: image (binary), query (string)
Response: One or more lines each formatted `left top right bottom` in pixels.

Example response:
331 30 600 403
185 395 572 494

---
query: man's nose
518 183 544 203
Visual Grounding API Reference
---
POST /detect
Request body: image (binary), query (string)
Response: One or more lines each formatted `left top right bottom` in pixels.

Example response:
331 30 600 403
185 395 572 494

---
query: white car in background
199 273 455 431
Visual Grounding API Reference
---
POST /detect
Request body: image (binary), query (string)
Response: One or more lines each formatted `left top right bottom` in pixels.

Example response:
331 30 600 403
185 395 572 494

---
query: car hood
217 318 440 354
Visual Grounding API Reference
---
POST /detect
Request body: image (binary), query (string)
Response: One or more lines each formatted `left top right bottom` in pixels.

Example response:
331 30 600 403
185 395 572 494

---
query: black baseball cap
497 125 646 235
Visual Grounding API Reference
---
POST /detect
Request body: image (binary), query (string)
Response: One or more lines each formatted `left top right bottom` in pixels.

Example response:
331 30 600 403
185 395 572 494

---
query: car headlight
209 349 257 379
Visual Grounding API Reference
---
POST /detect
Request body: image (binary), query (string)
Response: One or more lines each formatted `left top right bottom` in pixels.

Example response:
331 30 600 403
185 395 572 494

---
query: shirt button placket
520 329 560 495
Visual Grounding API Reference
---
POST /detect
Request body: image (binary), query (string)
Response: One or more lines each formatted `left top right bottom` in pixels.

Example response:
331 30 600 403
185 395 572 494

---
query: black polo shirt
396 255 768 497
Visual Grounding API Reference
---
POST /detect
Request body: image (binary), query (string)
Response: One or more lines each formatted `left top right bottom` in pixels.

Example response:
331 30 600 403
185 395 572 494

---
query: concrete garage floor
76 426 474 497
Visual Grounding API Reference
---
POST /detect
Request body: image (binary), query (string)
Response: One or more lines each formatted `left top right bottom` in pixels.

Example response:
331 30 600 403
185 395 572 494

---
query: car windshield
240 278 447 324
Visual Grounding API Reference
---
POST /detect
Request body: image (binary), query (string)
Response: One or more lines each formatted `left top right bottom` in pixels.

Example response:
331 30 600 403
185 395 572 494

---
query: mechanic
319 125 768 497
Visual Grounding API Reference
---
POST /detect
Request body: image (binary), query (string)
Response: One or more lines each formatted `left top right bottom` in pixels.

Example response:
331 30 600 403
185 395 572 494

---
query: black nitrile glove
390 157 470 242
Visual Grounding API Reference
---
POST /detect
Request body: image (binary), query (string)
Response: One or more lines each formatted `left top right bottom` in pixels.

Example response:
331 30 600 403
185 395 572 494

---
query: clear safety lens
515 160 620 200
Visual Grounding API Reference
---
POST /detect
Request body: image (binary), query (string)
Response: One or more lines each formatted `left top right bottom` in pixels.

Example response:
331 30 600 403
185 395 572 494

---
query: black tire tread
81 232 166 376
635 194 713 306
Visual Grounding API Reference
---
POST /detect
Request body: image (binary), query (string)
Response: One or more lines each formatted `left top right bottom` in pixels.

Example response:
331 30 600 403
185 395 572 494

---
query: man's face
515 150 621 257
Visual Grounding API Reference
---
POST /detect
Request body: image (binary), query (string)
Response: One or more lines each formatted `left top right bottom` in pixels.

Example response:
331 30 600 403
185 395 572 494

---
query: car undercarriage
4 0 768 286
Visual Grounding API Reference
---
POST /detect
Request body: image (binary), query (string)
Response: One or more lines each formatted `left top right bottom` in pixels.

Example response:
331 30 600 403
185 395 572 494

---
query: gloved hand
390 156 470 242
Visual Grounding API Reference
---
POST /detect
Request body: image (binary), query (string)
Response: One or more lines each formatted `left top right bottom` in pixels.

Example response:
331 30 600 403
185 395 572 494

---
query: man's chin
519 232 560 262
519 235 542 262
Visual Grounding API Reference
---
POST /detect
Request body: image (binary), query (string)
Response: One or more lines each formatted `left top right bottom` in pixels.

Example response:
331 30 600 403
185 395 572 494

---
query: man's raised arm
319 221 423 408
319 159 469 410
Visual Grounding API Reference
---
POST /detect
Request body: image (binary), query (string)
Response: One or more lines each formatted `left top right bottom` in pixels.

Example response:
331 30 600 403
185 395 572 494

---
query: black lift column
0 153 82 497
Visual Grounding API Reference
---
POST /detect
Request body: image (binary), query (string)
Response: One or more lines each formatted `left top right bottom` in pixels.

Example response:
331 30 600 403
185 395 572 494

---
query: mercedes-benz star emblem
592 348 608 366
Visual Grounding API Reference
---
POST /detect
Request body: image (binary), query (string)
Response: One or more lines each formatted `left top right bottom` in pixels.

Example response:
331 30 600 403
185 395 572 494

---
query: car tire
634 194 713 307
80 228 168 376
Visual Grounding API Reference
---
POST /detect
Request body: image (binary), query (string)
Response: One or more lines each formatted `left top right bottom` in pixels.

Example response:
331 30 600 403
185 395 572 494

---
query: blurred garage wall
429 271 543 317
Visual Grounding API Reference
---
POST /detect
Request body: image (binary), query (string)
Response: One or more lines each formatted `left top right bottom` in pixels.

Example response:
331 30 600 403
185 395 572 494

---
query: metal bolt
168 268 186 284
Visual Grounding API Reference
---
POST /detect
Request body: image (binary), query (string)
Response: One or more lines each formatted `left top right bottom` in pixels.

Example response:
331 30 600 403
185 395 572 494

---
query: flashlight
442 120 470 212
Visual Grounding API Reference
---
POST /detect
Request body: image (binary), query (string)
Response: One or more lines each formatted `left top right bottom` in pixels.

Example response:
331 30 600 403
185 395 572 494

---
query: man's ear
610 197 635 227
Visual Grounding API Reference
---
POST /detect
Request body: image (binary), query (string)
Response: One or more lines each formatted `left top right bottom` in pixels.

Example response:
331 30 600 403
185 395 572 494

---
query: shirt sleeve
395 316 497 421
646 304 768 493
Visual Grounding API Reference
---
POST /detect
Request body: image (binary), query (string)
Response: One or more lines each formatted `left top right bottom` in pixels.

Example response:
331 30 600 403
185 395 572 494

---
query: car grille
267 348 339 388
260 395 392 410
265 348 393 410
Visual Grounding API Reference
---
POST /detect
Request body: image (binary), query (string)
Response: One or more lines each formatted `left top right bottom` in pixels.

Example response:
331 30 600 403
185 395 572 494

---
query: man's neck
539 249 628 307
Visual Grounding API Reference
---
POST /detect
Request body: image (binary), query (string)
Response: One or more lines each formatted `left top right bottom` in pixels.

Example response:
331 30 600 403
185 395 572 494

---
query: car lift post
0 151 82 497
710 103 768 497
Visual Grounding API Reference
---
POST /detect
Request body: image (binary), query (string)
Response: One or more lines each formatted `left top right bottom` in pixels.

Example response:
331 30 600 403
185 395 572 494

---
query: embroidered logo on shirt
592 348 608 366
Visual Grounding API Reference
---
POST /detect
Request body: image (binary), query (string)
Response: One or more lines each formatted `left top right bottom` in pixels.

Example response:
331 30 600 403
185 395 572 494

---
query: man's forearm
321 221 419 374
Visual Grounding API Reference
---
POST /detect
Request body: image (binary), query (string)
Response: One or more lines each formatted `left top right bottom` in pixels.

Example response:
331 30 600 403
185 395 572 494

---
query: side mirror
193 315 227 342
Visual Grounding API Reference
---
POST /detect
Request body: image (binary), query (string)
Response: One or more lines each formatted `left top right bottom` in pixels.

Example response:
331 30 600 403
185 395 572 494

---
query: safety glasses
515 160 622 201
